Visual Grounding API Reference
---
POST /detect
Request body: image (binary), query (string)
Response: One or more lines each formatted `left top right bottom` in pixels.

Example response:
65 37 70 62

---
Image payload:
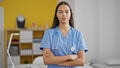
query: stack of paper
20 49 32 55
20 30 33 43
33 43 42 55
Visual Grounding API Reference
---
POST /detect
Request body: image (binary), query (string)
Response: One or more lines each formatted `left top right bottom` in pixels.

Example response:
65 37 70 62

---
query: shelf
5 29 44 68
20 55 33 64
11 42 19 44
20 43 32 49
33 31 44 39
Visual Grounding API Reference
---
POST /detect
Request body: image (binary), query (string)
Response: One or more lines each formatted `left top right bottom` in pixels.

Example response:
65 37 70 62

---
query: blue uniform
40 27 88 68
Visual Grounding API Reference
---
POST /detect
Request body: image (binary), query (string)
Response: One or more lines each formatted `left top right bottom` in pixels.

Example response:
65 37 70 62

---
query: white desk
12 64 93 68
13 64 47 68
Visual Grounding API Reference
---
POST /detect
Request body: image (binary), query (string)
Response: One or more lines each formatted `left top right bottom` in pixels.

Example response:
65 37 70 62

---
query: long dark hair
51 1 74 28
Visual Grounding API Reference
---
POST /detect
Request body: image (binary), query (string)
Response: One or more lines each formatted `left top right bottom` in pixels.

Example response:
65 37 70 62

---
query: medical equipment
71 46 75 52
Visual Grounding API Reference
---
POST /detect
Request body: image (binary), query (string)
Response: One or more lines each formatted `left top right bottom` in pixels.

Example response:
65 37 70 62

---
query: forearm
58 58 85 66
44 55 70 65
43 48 78 65
43 48 70 65
58 50 85 66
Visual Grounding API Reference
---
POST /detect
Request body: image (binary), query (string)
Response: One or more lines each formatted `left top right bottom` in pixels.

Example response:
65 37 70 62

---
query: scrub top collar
54 26 74 37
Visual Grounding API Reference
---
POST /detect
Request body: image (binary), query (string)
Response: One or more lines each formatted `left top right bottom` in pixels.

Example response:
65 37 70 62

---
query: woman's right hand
69 55 78 61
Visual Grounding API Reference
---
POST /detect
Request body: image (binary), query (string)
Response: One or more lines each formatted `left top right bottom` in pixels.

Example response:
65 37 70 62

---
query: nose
63 12 66 15
63 12 66 16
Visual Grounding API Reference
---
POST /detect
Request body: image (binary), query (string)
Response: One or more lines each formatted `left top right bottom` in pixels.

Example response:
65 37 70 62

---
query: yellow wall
0 1 57 68
0 0 57 29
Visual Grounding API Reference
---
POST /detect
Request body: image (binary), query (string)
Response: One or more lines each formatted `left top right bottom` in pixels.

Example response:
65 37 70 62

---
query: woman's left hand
43 49 54 57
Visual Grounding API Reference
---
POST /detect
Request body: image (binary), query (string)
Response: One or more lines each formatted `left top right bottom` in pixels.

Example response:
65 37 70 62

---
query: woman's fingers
43 49 53 57
69 55 78 60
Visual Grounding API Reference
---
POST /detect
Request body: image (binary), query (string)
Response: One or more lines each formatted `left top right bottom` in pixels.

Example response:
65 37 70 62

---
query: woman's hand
43 49 54 57
58 50 85 66
69 55 78 61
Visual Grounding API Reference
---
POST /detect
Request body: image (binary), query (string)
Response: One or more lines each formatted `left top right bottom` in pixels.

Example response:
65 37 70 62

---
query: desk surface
14 64 47 68
14 64 93 68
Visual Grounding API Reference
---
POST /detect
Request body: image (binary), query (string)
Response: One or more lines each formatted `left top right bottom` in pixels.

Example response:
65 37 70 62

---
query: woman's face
56 4 71 24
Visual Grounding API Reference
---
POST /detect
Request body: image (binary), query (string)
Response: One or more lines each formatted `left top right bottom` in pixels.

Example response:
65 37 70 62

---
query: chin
61 21 68 24
61 22 66 24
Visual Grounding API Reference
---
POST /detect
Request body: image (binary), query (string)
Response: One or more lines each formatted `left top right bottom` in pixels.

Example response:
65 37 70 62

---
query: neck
58 23 70 32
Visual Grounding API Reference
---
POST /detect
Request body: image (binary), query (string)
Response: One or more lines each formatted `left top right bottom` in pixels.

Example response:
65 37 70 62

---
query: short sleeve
77 32 88 52
40 30 51 50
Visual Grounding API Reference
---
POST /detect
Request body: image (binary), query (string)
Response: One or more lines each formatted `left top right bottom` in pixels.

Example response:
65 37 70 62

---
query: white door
0 7 4 68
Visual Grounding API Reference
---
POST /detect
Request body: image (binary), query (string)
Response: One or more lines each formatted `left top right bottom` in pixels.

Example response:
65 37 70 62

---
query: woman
40 1 88 68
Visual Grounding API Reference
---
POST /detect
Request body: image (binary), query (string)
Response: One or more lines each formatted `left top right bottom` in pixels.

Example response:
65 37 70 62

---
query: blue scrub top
40 27 88 68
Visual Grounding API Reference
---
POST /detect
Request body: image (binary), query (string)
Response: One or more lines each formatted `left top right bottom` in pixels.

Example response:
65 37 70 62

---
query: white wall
114 0 120 58
0 7 4 68
75 0 120 64
75 0 99 62
99 0 120 63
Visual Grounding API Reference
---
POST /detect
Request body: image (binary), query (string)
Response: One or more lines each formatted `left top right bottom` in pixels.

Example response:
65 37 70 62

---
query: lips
61 18 67 20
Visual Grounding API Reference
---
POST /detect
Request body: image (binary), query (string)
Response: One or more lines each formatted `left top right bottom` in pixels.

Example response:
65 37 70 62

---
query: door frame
0 6 4 68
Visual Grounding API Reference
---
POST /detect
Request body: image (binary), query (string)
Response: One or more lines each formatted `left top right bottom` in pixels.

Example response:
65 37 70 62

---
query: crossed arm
43 48 85 66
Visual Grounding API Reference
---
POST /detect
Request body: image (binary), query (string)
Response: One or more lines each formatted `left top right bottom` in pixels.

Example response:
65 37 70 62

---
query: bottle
32 22 37 29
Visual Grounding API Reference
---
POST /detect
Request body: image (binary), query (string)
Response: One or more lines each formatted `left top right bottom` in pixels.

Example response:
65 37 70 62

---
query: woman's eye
58 11 63 13
65 10 69 14
57 10 70 14
66 11 68 14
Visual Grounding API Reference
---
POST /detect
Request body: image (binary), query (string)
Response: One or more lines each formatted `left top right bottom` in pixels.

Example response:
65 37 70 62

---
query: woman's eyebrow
58 9 69 11
58 10 63 11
